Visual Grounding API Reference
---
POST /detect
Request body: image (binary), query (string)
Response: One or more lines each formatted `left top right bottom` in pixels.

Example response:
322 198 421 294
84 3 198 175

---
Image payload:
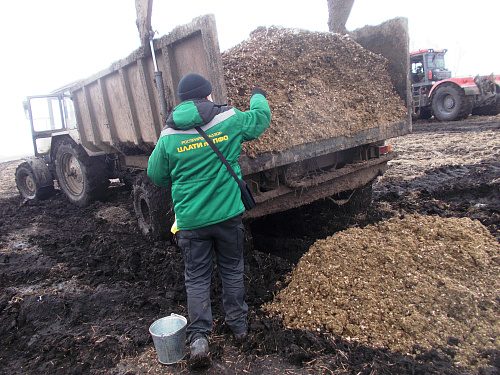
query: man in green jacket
147 73 271 368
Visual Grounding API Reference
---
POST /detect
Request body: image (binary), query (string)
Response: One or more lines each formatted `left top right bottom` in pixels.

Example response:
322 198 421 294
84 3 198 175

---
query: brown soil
222 26 407 157
1 115 499 374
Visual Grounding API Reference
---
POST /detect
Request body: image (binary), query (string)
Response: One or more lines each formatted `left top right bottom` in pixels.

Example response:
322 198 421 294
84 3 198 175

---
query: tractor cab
410 49 451 86
23 93 76 157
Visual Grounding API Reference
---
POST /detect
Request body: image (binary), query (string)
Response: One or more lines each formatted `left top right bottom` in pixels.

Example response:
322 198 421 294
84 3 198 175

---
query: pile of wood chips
264 214 500 367
222 26 407 157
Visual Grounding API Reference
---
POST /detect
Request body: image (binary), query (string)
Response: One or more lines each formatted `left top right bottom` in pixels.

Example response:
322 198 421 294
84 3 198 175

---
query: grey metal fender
24 157 54 188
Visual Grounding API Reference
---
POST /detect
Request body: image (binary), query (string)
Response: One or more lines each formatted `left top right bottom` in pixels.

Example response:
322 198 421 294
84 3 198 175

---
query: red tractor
411 49 500 121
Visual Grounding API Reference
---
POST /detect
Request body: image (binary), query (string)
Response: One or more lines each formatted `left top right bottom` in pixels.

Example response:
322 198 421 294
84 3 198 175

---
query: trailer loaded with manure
17 14 411 240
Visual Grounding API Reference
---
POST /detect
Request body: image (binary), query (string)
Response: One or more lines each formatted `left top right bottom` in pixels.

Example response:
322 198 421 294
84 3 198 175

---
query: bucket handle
160 313 187 338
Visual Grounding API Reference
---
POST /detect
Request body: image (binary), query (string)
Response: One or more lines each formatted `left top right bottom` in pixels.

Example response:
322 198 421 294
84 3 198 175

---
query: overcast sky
1 0 499 161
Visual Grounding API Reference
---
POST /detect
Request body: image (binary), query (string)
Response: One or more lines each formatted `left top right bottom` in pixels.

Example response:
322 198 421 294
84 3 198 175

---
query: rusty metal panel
69 14 226 155
72 91 95 150
155 14 227 107
118 68 142 146
84 81 112 146
167 32 208 97
243 156 391 218
100 75 128 145
123 61 159 146
239 119 408 176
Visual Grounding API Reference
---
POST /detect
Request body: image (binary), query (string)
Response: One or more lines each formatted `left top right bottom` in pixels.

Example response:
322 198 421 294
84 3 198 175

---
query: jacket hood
165 99 230 131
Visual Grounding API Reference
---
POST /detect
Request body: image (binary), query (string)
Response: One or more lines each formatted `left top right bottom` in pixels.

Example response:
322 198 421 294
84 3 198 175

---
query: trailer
17 14 411 240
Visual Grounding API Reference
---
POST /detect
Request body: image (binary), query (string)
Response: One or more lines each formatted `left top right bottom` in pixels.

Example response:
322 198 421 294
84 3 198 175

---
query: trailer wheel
431 84 472 121
132 172 174 240
55 140 109 206
15 161 54 200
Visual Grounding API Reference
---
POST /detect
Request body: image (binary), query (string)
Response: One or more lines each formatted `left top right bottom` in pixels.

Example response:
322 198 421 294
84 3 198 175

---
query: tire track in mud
372 117 500 242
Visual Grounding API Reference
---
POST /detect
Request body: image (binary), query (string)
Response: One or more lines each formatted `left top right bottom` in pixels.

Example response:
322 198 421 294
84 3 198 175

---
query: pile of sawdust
264 214 500 367
222 26 407 157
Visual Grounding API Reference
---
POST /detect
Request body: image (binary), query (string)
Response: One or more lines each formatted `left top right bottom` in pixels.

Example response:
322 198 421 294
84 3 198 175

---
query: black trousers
177 215 248 343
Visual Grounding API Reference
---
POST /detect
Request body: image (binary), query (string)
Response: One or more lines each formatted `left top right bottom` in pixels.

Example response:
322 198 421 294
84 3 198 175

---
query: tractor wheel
15 161 54 200
132 172 174 240
55 140 109 206
431 84 473 121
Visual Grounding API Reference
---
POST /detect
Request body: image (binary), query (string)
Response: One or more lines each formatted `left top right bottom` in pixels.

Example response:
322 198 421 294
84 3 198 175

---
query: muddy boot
188 337 210 369
234 330 247 344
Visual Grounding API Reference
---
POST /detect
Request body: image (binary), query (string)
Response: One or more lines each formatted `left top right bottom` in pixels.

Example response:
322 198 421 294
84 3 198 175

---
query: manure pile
265 214 500 367
222 26 407 157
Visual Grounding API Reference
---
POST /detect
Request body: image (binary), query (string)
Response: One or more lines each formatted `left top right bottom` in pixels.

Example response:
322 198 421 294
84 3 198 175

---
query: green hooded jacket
147 94 271 230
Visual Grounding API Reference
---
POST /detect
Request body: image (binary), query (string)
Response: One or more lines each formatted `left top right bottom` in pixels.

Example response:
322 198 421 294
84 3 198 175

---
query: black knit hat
177 73 212 101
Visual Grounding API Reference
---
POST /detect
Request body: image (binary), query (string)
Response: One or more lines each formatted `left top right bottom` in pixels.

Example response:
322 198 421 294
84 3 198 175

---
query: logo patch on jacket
177 134 229 153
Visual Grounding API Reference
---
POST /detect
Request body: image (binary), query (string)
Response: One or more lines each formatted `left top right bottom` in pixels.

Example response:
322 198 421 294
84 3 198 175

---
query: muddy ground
1 114 499 375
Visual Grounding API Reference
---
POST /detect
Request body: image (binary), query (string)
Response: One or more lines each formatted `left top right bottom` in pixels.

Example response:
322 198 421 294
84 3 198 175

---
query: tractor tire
15 161 54 200
55 140 109 206
431 84 473 121
132 172 174 240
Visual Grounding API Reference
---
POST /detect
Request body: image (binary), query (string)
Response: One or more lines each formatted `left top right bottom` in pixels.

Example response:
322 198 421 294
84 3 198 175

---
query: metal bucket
149 314 187 364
